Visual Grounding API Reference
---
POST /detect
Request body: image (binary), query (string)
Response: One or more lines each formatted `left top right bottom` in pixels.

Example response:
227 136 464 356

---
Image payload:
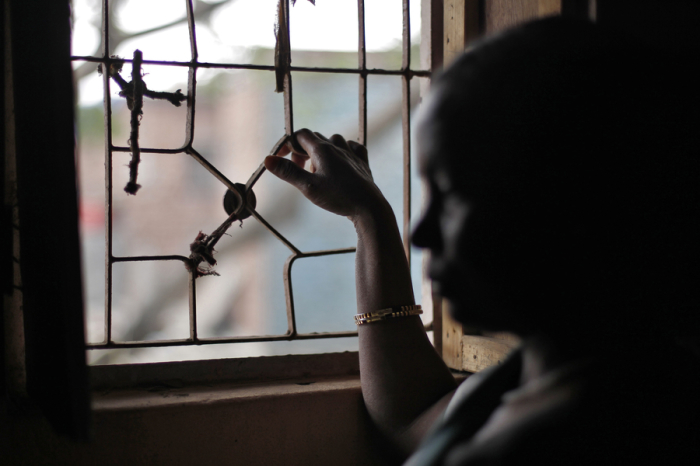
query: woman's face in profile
412 90 526 332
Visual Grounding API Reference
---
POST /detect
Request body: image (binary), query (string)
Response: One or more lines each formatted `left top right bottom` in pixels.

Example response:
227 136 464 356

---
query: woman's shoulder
442 344 700 466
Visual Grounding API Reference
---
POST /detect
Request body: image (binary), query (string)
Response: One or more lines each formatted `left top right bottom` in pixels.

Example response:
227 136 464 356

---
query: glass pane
207 0 279 66
365 0 422 70
293 253 357 334
77 103 106 345
111 260 190 342
195 234 289 340
112 0 190 61
289 0 359 68
366 75 403 218
72 0 101 57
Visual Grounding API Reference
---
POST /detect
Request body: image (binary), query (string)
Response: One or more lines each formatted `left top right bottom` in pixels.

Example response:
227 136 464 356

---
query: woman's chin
443 296 521 333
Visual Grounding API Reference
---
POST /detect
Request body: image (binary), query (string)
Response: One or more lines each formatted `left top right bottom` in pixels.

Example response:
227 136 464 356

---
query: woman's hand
264 129 386 221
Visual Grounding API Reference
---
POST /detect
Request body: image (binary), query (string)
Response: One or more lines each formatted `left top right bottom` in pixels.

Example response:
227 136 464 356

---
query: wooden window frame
438 0 596 372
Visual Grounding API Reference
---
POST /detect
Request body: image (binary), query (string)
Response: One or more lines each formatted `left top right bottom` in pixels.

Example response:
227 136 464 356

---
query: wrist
351 196 401 239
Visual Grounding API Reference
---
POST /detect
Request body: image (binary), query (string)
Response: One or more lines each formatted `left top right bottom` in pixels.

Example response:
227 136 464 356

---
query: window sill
90 351 361 391
93 374 362 412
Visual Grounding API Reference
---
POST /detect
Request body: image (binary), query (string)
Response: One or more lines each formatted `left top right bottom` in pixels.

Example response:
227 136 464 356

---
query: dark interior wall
6 0 90 439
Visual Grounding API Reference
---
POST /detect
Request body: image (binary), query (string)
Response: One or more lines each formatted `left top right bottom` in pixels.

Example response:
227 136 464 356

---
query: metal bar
278 0 297 339
296 247 356 259
185 0 200 344
184 65 198 147
102 0 114 345
358 0 367 146
245 163 267 193
72 55 432 77
185 147 239 195
189 270 197 341
283 254 299 337
86 322 434 348
402 0 412 262
86 330 361 350
248 209 301 255
403 0 411 71
244 135 294 192
112 255 189 263
185 0 198 61
402 76 412 262
184 0 198 147
112 146 186 154
282 0 294 134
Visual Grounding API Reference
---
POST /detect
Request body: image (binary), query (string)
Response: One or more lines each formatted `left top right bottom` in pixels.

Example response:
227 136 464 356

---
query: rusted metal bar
297 247 356 259
283 254 299 337
184 0 198 148
282 0 294 134
358 0 367 146
186 0 198 61
243 134 290 193
184 66 198 148
185 147 239 197
86 330 360 350
248 209 301 255
111 146 185 154
246 163 267 192
189 270 197 341
87 324 437 349
112 255 189 262
403 0 411 71
402 0 412 262
402 76 412 262
74 55 432 77
102 0 114 345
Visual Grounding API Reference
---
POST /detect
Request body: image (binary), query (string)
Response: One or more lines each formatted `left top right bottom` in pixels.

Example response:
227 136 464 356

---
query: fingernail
289 133 307 155
264 156 279 171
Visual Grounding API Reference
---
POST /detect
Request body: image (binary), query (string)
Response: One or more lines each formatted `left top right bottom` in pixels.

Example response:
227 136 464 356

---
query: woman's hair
431 17 699 338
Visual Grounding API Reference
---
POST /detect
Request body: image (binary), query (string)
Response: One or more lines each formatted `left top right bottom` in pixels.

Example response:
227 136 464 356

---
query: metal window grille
72 0 431 353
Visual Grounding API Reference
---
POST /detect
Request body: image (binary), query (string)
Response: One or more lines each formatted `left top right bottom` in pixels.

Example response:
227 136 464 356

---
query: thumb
264 156 314 191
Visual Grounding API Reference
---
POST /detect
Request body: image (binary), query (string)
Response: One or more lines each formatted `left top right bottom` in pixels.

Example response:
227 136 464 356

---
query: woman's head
413 17 699 339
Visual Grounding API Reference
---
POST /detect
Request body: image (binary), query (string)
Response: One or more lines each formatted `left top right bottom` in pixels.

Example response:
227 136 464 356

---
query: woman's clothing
406 344 700 466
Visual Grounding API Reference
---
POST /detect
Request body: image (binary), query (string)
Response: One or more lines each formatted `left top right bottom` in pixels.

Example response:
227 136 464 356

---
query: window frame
70 0 442 363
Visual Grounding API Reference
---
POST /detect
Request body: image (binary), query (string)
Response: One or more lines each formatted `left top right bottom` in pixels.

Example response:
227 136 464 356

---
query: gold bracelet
354 305 422 325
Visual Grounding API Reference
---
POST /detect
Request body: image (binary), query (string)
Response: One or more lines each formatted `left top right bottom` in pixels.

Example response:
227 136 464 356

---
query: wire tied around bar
184 134 294 278
98 50 187 195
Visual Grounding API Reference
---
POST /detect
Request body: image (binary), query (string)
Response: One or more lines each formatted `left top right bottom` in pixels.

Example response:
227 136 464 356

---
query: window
72 0 435 365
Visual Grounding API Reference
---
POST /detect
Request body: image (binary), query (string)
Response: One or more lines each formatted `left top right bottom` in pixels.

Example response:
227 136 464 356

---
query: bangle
354 304 422 325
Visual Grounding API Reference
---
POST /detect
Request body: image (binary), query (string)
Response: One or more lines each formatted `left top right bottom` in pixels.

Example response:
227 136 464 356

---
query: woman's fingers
348 140 369 164
264 155 314 193
330 134 351 153
313 131 330 142
273 133 310 169
269 128 368 180
291 153 308 170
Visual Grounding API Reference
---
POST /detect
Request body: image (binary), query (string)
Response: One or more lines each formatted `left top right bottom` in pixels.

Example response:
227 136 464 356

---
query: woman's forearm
354 199 457 453
263 130 456 454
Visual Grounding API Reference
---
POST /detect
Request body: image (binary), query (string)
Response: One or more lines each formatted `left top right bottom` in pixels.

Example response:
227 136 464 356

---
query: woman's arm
265 129 457 455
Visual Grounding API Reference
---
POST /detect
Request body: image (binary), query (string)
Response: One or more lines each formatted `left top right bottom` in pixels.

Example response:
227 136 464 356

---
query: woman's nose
411 206 442 251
